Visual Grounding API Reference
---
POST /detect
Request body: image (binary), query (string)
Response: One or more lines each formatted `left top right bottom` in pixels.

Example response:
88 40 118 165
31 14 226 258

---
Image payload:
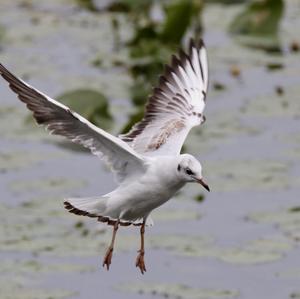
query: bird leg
135 220 146 274
102 220 119 270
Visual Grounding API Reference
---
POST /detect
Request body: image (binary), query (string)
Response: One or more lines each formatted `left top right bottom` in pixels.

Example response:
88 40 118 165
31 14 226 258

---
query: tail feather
64 196 108 218
64 196 132 226
64 196 154 227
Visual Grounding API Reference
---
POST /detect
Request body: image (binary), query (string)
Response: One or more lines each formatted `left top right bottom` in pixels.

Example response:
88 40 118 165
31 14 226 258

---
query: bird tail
64 196 109 219
64 196 154 227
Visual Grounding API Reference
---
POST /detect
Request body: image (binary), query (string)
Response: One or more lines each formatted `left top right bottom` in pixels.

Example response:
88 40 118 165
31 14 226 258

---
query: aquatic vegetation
229 0 284 51
161 0 203 44
0 259 95 274
249 207 300 242
244 84 300 118
57 89 113 130
119 282 239 299
0 151 52 172
146 233 291 264
153 208 201 222
194 193 205 203
9 177 87 195
75 0 99 12
0 282 75 299
207 159 291 192
114 0 204 132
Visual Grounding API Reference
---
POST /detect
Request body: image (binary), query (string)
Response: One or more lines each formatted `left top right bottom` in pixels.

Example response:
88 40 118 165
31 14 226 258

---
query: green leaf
289 206 300 213
57 89 113 130
229 0 284 51
161 0 203 44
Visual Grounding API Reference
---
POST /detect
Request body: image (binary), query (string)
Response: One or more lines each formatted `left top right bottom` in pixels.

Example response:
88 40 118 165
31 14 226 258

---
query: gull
0 39 210 274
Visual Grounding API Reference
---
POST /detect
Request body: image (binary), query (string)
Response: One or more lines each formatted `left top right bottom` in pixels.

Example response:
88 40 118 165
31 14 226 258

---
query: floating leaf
9 177 87 194
194 193 205 202
0 283 75 299
289 206 300 213
119 282 240 299
213 81 226 91
0 151 51 172
266 62 284 71
249 207 300 242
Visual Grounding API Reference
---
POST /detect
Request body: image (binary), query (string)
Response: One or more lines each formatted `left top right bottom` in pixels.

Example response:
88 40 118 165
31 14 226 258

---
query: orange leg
135 220 146 274
102 220 119 270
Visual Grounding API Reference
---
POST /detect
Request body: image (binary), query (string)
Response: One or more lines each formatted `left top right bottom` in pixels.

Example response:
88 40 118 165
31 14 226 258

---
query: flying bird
0 39 210 274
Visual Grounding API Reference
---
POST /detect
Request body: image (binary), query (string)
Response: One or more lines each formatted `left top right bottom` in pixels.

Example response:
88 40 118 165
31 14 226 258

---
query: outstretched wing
0 63 145 183
120 39 208 156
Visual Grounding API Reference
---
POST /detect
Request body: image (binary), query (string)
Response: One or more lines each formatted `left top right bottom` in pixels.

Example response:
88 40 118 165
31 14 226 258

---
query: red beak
197 178 210 192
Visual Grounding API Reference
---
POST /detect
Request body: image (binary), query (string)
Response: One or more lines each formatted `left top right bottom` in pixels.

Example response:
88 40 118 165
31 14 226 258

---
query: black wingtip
189 38 205 52
0 62 7 75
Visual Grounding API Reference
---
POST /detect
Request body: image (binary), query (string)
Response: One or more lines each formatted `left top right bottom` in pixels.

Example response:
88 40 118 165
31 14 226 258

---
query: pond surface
0 1 300 299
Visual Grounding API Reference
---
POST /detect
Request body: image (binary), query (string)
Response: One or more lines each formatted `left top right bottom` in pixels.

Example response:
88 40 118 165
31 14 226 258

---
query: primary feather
120 39 208 156
0 63 145 183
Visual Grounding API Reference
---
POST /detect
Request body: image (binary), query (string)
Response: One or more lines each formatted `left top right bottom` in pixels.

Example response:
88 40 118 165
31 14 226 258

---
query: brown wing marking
147 118 185 151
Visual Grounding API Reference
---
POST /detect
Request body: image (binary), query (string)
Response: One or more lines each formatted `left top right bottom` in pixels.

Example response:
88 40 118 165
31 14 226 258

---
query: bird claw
135 250 146 274
103 247 113 270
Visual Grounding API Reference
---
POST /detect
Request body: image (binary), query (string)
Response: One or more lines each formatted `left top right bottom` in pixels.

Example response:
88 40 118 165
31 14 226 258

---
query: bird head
177 154 210 192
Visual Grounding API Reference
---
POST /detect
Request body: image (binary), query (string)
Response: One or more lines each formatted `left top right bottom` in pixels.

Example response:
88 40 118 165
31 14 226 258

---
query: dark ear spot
177 164 181 171
185 168 194 176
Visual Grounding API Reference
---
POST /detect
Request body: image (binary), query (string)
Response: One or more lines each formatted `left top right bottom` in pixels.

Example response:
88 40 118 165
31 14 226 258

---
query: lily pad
0 259 95 275
244 84 300 118
57 89 113 130
0 199 107 256
119 282 239 299
0 279 75 299
0 151 53 172
206 159 291 192
249 207 300 242
173 234 291 264
9 177 87 194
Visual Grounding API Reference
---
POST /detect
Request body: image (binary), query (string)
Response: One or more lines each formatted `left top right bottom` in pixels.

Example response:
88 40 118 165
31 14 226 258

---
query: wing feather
0 63 145 183
120 39 209 156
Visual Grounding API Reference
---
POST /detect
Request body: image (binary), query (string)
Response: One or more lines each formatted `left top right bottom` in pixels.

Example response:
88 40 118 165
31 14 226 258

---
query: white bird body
109 156 186 221
68 155 186 226
0 39 210 273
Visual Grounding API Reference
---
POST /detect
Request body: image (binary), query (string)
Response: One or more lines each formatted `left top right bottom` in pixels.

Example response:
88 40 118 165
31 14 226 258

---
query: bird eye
185 168 194 175
177 164 181 171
